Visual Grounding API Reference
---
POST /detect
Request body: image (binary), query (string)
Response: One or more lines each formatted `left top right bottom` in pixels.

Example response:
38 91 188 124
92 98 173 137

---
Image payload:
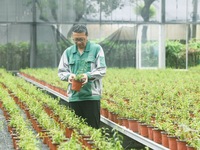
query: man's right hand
68 74 76 83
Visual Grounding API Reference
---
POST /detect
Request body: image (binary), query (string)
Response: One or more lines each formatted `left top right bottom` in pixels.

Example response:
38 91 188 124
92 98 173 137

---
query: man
58 24 106 129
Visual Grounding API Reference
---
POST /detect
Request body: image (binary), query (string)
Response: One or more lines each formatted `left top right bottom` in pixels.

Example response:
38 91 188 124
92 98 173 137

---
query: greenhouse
0 0 200 150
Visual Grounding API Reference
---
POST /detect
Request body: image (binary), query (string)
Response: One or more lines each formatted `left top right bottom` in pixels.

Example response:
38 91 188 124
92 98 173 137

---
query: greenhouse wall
0 0 200 70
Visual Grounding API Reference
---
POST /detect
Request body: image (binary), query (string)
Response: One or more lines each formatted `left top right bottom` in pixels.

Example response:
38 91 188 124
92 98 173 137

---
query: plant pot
2 108 10 120
24 108 31 119
147 125 154 140
7 123 12 133
112 113 118 123
139 123 148 137
82 138 95 150
137 121 141 134
44 105 53 116
11 134 20 149
60 88 67 96
109 112 117 123
71 80 83 92
128 119 138 133
176 139 187 150
65 127 74 138
51 142 59 150
108 111 114 121
36 124 43 133
117 118 123 126
121 118 129 128
0 100 2 108
41 131 49 144
101 108 108 118
167 135 177 150
152 128 162 144
186 144 197 150
161 131 169 148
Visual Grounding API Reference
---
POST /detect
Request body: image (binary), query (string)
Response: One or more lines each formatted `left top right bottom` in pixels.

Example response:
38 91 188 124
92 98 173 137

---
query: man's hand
82 74 88 85
68 74 76 83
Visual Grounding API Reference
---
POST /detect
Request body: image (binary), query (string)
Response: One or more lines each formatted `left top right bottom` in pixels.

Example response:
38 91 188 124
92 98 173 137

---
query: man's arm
58 50 71 81
86 46 106 81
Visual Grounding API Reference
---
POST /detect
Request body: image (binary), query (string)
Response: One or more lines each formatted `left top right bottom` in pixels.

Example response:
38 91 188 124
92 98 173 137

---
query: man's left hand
82 74 88 85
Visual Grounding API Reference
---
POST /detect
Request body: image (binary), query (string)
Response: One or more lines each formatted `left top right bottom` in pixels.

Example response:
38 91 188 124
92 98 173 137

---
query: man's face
72 32 87 50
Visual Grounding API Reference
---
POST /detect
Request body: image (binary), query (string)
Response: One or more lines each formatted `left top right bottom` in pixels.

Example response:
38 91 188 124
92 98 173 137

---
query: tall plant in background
188 39 200 66
0 42 29 70
132 0 156 42
166 40 185 69
66 0 124 37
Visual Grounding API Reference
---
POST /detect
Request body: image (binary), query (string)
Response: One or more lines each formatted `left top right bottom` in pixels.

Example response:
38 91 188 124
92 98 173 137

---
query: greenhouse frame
0 0 200 70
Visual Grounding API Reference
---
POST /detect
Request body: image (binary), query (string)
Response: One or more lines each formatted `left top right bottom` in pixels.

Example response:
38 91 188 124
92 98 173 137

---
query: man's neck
78 48 84 55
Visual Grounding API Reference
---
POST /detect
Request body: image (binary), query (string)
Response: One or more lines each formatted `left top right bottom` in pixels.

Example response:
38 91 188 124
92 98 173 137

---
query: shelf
101 116 169 150
17 73 68 102
18 73 169 150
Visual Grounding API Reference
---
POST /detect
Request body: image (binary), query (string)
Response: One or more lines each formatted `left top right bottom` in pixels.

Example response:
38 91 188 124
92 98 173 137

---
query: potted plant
71 61 87 92
58 133 82 150
71 74 84 92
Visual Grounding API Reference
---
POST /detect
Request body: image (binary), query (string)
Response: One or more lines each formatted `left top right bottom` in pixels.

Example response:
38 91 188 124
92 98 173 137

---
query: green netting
99 26 136 68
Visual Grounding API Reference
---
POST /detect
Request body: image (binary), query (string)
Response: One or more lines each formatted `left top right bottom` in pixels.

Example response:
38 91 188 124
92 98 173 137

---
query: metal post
159 25 166 69
185 0 189 70
30 0 37 68
159 0 166 69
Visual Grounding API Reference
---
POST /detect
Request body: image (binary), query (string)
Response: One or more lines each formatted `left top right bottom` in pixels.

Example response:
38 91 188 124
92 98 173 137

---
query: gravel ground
0 109 49 150
0 109 14 150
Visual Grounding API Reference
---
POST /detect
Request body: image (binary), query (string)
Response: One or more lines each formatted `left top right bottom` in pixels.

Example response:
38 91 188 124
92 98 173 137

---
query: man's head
71 24 88 49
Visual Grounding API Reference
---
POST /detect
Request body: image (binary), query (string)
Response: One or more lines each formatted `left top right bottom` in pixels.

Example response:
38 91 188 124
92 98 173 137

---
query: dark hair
72 24 88 36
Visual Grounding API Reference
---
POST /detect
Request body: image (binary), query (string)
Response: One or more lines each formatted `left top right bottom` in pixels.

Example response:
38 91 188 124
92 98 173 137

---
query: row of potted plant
1 70 94 149
20 68 67 95
15 77 122 149
18 67 200 150
1 79 72 149
0 69 124 150
0 84 41 149
102 68 200 149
